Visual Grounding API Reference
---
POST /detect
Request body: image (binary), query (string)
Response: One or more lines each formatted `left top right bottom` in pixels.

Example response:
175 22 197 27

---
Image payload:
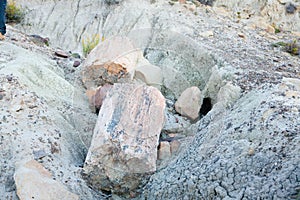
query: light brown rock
14 160 79 200
81 36 143 89
134 59 163 89
266 25 275 34
83 83 165 197
175 86 203 121
158 141 171 160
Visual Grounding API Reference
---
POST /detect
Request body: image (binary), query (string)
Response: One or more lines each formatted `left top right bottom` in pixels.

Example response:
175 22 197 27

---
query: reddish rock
86 84 113 110
73 60 81 67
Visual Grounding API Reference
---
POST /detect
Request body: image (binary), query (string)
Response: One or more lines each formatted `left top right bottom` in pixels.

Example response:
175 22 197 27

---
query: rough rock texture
141 81 300 199
175 86 203 121
198 0 215 6
82 36 142 89
213 0 300 32
217 82 241 108
16 0 300 54
14 160 79 200
83 83 165 197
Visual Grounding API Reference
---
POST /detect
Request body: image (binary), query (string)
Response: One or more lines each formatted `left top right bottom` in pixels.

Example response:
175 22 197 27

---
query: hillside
0 0 299 199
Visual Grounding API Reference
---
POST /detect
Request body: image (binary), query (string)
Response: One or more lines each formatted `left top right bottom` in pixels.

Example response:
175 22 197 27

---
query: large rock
14 160 79 200
83 83 165 197
175 86 203 121
82 36 143 89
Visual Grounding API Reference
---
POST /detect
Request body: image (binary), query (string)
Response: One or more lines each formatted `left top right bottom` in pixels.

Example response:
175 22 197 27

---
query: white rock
175 86 203 121
199 30 214 37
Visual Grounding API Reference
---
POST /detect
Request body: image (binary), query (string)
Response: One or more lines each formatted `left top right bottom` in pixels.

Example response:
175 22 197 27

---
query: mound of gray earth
141 80 300 199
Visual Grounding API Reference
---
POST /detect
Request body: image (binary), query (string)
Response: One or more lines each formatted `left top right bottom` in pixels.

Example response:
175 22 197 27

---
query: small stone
199 30 214 38
292 32 300 37
0 94 3 100
286 3 297 14
13 105 23 112
134 61 163 89
73 60 81 68
86 84 113 110
6 75 13 82
33 149 47 160
55 50 69 58
71 53 81 59
266 25 275 34
248 148 255 156
179 0 186 4
29 35 49 46
238 32 246 39
158 141 171 160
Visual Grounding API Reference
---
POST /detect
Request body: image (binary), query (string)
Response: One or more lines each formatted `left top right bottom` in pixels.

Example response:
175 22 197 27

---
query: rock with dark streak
83 83 165 197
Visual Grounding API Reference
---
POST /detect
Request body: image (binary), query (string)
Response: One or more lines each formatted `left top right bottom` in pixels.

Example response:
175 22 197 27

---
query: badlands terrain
0 0 299 199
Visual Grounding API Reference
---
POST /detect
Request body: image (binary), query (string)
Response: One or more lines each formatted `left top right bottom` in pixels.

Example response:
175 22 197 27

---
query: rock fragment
158 141 171 160
175 86 203 121
134 60 163 90
73 60 81 68
55 50 69 58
